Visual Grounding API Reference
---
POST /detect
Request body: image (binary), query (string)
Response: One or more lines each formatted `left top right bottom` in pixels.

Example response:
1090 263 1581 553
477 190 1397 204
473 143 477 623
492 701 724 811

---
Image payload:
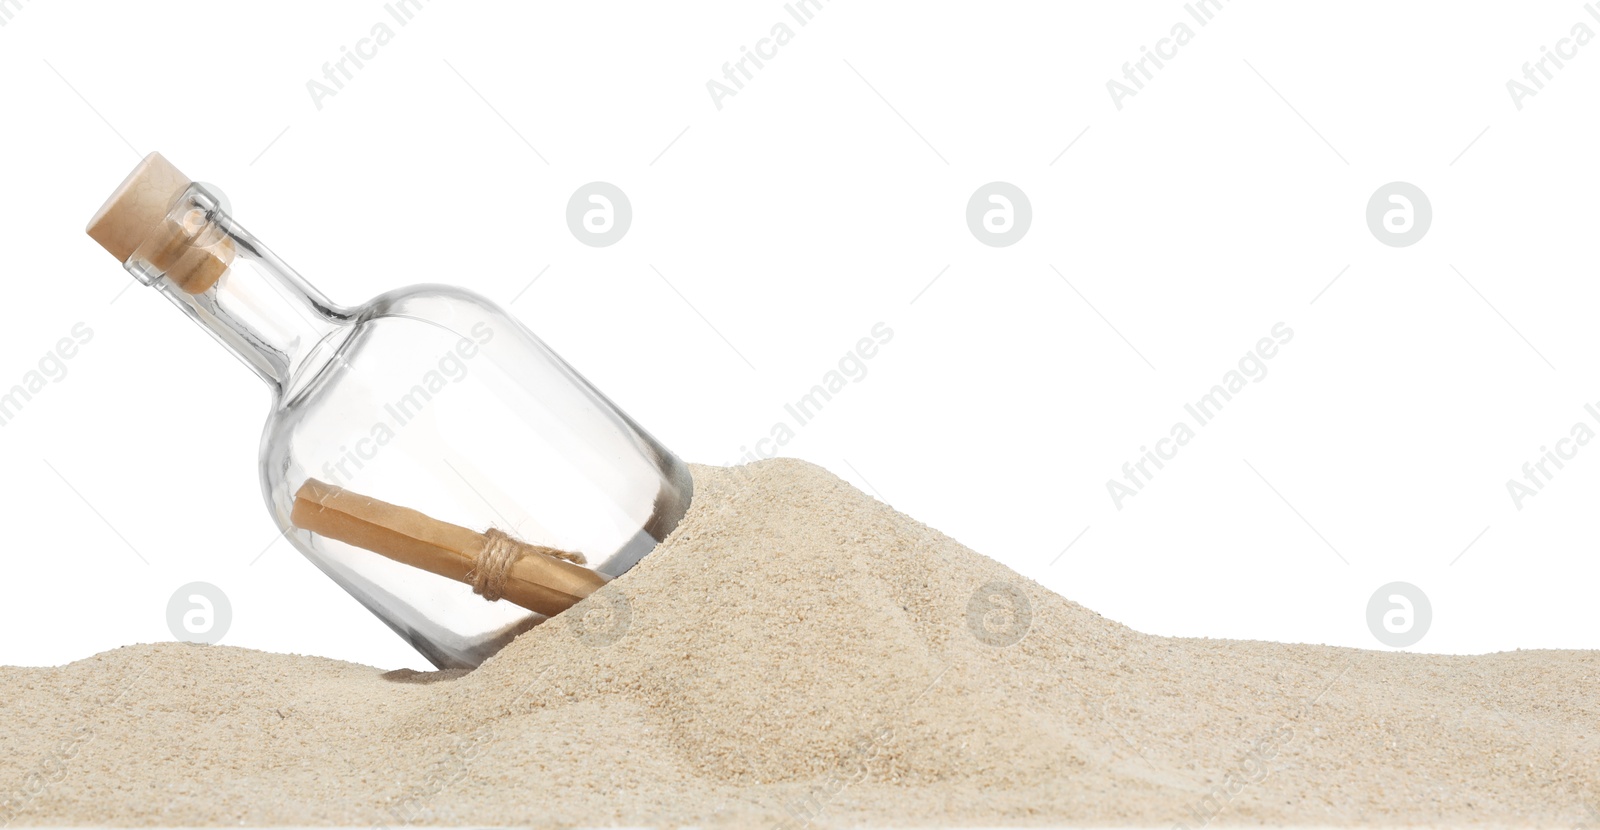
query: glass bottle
86 153 693 669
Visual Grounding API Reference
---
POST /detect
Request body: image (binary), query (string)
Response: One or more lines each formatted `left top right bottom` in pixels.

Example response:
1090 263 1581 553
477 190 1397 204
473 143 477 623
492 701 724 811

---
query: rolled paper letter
290 479 607 618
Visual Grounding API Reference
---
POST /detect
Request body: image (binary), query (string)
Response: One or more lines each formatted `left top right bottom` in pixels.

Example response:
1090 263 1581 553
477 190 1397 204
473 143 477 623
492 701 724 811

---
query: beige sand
0 460 1595 827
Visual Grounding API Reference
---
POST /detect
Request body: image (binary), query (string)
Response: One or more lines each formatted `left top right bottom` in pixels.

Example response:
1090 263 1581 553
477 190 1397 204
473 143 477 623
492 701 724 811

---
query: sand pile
1 459 1596 827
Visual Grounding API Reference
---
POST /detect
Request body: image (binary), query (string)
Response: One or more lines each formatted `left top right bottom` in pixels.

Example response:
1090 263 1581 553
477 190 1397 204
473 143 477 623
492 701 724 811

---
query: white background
0 0 1595 671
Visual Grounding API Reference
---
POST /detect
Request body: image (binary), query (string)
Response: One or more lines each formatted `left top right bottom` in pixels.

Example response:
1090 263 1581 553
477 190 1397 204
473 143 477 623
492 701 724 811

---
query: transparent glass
126 185 692 669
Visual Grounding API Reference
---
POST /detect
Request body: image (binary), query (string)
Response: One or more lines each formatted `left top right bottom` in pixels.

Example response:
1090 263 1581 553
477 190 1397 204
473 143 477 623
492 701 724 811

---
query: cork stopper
86 152 235 294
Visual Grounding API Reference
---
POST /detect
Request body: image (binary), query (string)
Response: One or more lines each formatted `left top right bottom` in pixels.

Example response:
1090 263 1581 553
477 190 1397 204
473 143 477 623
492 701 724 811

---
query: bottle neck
129 185 352 396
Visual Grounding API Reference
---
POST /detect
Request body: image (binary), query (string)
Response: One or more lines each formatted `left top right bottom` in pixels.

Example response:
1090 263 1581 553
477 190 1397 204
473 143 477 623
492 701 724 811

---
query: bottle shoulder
357 283 512 326
262 283 526 447
272 285 515 409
